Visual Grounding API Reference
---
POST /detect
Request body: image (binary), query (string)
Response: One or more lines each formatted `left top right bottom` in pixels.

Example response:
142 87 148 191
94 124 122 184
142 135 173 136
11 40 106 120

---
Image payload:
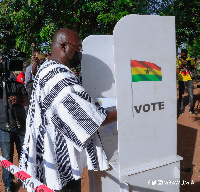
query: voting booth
82 15 182 192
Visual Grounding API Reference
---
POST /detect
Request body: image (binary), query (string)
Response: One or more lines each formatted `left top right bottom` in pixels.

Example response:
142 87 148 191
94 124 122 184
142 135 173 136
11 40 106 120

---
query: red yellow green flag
131 60 162 82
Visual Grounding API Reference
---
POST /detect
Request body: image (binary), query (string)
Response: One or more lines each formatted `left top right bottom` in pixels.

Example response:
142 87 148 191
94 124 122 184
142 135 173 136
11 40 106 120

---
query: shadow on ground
177 124 198 192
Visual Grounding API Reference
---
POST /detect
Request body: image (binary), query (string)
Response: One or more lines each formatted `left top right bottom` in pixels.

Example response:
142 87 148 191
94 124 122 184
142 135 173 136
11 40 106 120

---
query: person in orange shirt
176 49 195 114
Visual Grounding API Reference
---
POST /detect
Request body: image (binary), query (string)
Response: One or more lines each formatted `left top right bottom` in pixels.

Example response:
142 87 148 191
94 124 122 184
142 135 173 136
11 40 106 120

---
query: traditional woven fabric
19 60 109 191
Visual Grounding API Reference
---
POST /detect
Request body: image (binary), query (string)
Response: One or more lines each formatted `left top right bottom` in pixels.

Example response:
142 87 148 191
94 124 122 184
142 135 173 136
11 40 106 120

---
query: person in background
176 49 195 114
16 58 31 85
19 28 117 192
11 71 20 81
0 53 29 192
31 57 46 76
24 50 40 87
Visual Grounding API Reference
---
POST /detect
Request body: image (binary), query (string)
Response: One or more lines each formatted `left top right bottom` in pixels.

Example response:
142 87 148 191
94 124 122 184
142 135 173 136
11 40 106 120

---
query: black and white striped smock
19 60 109 191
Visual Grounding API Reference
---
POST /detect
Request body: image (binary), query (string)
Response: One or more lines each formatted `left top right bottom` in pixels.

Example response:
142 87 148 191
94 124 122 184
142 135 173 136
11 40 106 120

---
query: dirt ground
0 80 200 192
177 79 200 192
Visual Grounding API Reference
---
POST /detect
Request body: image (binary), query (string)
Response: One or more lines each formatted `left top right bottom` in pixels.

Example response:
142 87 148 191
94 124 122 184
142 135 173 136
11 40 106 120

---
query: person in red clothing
16 71 25 84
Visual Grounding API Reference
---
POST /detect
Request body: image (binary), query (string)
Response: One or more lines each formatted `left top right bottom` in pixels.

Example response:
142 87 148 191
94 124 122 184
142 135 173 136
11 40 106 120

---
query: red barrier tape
0 156 54 192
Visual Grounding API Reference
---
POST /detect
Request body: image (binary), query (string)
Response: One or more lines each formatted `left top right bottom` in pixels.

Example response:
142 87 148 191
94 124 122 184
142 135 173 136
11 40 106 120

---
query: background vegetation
0 0 199 58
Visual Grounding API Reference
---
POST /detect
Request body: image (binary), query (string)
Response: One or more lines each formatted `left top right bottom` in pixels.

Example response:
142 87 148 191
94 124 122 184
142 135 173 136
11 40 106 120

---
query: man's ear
60 43 65 49
61 43 69 53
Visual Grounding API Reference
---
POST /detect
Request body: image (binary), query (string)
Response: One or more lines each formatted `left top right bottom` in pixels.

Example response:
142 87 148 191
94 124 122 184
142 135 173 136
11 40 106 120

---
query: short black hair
181 49 188 54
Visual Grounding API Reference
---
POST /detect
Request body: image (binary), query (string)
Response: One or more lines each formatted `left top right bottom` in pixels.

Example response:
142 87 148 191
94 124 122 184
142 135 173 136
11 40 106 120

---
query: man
19 29 117 192
177 49 195 114
0 54 29 192
32 53 48 76
24 50 40 87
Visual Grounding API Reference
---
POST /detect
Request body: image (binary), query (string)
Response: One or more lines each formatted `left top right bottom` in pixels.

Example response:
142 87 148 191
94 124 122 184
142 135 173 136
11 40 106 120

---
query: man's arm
176 68 181 75
32 56 39 76
8 95 29 106
176 60 186 75
8 82 30 106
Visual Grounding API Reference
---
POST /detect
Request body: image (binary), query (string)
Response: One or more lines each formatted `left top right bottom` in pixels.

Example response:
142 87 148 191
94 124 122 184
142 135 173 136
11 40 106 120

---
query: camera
0 49 25 98
0 49 25 73
37 53 49 59
0 49 25 131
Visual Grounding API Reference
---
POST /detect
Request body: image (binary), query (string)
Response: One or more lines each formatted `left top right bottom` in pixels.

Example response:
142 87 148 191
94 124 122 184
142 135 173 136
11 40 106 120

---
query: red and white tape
0 155 54 192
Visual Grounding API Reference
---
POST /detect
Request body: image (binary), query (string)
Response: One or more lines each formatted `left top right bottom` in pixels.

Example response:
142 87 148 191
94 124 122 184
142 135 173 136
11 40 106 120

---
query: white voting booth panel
114 15 180 174
82 35 116 100
82 35 118 163
82 15 182 192
88 163 181 192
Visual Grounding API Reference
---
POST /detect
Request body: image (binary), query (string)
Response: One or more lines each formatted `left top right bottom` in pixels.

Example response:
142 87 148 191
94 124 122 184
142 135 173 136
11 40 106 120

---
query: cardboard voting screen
82 35 116 100
82 35 118 162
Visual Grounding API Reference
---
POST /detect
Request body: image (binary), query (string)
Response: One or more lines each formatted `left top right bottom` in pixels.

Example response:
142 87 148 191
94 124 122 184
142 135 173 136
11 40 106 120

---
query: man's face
181 52 187 60
63 33 82 68
33 51 40 57
66 36 82 60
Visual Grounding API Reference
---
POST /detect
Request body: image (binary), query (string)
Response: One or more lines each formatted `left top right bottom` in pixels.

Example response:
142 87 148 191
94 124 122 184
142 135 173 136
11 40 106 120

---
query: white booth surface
89 162 181 192
82 15 182 192
82 35 116 100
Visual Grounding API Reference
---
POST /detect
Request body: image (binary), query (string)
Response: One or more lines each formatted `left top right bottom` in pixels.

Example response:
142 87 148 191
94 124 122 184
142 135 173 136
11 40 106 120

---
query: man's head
50 28 82 68
181 49 188 60
33 50 40 57
31 50 40 64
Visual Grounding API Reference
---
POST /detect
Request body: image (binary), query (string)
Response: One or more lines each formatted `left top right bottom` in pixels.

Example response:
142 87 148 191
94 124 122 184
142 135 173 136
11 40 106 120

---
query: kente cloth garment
19 60 109 191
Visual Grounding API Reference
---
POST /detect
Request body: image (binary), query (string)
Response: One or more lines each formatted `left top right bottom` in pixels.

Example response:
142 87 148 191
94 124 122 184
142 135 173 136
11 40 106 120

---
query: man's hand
8 96 18 105
32 56 40 76
95 102 100 106
74 70 79 77
8 95 29 106
101 110 117 126
71 68 79 77
182 60 187 65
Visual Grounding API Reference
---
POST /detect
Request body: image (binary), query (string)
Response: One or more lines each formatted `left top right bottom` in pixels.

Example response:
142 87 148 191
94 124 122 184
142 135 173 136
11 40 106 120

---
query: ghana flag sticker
131 60 162 82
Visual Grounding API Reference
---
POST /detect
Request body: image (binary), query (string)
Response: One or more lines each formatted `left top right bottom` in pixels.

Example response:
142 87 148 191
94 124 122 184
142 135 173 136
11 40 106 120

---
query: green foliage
160 0 200 57
0 0 149 54
0 0 199 58
187 35 200 58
